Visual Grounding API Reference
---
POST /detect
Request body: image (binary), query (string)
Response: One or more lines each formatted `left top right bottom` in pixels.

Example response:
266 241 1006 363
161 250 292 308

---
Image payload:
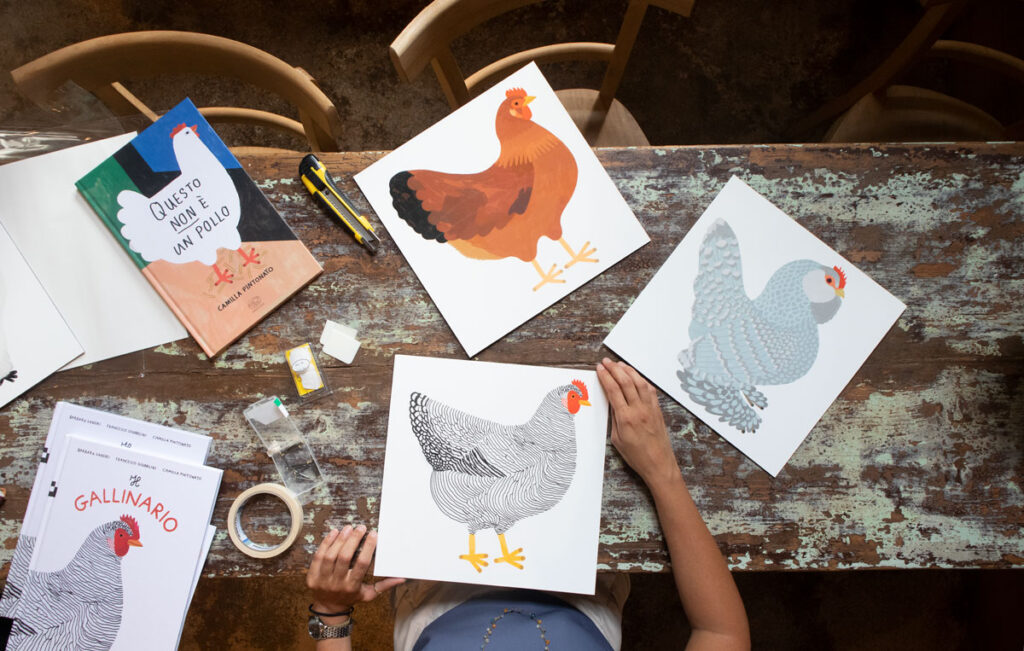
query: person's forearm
648 472 750 651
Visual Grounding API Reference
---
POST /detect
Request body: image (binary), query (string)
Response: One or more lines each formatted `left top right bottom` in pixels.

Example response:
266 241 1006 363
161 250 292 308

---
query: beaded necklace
481 607 550 650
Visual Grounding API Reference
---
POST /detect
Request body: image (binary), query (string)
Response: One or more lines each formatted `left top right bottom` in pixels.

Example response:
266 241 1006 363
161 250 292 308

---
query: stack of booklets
0 403 222 651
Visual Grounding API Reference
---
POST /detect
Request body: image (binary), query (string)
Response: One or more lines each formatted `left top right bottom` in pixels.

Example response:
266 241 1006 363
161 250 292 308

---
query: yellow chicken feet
494 533 525 570
459 533 489 573
559 238 598 269
531 259 566 291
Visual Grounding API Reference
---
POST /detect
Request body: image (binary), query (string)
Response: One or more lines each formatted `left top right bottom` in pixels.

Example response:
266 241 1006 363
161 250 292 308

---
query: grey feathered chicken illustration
408 380 591 573
4 515 142 651
677 219 846 433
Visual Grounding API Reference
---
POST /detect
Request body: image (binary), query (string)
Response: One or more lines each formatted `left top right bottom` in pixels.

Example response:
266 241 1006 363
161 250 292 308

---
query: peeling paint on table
1 144 1021 579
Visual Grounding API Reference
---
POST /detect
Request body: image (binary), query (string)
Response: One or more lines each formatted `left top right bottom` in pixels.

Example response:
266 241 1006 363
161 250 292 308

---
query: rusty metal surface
1 144 1021 578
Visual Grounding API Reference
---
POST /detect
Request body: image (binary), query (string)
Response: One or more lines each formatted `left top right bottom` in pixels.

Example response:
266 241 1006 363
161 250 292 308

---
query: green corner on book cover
75 157 148 269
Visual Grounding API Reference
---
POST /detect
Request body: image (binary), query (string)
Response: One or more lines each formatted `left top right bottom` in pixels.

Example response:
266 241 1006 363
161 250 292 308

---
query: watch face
307 615 322 637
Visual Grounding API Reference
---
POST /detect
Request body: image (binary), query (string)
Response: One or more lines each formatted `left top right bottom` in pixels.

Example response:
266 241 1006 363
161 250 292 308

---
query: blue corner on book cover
131 98 240 173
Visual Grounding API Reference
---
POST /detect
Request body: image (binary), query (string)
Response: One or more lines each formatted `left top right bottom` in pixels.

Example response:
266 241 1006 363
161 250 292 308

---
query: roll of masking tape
227 483 303 559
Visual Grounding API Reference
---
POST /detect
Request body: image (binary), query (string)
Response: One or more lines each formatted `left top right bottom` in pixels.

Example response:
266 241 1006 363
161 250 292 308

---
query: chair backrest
11 31 344 152
787 0 1024 141
390 0 694 112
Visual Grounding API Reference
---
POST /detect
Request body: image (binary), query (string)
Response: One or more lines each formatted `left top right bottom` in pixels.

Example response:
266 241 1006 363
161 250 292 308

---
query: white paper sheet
376 355 609 595
0 135 187 370
0 223 83 408
605 177 907 476
355 63 649 356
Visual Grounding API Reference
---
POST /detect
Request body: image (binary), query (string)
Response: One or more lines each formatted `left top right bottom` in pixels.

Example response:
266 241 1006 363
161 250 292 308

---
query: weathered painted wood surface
1 144 1021 580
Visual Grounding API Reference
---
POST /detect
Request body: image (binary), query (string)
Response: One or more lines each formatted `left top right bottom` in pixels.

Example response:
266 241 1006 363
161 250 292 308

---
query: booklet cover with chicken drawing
355 63 649 357
75 98 322 357
7 435 222 651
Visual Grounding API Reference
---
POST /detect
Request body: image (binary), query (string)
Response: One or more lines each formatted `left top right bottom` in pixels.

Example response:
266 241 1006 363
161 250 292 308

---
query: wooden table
1 144 1022 580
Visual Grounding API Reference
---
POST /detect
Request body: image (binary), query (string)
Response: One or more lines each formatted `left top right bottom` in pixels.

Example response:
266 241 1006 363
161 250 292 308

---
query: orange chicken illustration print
408 380 591 572
389 88 595 291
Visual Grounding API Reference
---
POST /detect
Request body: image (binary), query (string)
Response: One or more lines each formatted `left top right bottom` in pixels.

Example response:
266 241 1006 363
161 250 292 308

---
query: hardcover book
11 436 222 651
0 403 215 644
75 98 322 357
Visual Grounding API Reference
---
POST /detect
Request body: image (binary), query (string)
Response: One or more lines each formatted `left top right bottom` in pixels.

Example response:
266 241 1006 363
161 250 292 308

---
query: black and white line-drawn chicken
0 533 34 622
116 123 259 286
678 219 846 433
0 263 16 385
408 380 591 572
3 515 143 651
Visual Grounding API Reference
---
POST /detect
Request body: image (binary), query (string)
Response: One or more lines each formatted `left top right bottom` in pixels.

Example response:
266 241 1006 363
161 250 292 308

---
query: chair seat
825 85 1004 142
556 89 650 147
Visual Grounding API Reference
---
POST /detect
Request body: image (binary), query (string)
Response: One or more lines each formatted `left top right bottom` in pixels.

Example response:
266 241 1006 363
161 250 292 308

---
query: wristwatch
307 613 353 640
307 604 354 640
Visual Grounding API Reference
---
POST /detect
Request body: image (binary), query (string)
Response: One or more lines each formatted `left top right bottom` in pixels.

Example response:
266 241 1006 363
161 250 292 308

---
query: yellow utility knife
300 153 380 255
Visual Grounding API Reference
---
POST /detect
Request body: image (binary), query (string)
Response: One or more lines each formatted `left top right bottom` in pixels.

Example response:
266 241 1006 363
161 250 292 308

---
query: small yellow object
285 343 324 397
299 153 380 255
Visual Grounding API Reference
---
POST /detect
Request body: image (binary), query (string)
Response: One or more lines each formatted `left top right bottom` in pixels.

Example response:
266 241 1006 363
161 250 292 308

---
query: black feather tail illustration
389 171 447 242
677 368 765 434
408 392 504 477
0 370 16 385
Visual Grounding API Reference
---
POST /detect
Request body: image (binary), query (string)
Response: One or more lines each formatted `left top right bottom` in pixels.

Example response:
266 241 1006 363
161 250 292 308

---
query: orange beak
128 539 143 547
524 96 536 105
835 288 845 299
579 400 591 407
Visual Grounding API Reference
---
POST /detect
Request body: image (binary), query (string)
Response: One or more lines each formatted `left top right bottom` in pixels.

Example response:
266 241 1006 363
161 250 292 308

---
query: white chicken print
408 380 590 573
116 123 259 286
3 515 142 651
0 264 16 386
678 219 846 433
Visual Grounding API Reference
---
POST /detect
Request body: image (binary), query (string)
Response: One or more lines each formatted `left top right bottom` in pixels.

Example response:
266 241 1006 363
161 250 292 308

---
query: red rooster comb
120 514 141 539
170 123 198 137
506 87 528 99
571 379 589 400
833 265 847 289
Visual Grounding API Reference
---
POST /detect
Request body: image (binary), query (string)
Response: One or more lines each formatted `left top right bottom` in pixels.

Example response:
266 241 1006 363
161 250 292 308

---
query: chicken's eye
826 276 833 284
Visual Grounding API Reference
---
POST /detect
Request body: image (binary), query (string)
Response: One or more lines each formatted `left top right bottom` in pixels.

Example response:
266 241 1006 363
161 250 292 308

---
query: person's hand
596 358 681 490
306 524 405 614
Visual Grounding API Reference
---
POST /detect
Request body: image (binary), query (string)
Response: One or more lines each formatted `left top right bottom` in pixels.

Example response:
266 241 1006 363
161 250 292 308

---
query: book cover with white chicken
605 176 907 476
75 98 322 357
2 435 222 651
376 355 609 595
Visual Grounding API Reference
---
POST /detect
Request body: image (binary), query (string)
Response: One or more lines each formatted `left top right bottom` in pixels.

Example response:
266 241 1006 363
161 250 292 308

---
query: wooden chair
791 0 1024 142
10 31 344 152
389 0 695 147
